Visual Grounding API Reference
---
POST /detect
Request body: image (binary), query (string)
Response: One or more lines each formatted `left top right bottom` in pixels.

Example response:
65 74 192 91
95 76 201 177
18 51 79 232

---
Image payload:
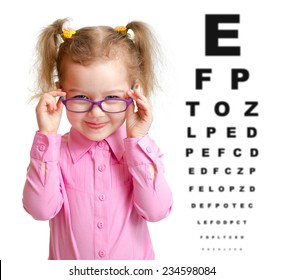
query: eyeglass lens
65 99 128 113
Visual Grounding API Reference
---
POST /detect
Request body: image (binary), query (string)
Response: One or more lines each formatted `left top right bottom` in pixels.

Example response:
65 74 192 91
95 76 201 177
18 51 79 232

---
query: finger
126 89 135 101
132 94 151 113
125 100 135 119
136 102 152 121
128 87 150 106
51 90 66 109
127 85 144 99
128 88 141 100
135 94 151 111
52 95 66 112
55 96 63 112
45 90 66 110
37 94 53 112
49 89 66 98
37 92 65 113
46 95 58 111
136 100 147 111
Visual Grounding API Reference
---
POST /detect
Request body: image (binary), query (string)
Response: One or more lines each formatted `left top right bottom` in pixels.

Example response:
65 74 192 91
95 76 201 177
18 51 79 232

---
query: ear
55 81 61 89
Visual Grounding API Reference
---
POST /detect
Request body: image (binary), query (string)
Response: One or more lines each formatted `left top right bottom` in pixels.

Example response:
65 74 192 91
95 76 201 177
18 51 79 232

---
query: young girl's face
60 58 131 141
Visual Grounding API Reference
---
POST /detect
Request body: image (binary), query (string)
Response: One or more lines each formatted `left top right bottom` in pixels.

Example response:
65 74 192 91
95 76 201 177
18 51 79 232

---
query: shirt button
38 144 46 152
146 146 152 153
97 141 105 148
97 221 104 229
99 194 106 201
98 250 106 257
98 164 106 172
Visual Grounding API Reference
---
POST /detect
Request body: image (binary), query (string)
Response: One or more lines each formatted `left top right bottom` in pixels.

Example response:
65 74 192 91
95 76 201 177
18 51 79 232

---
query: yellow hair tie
114 26 128 36
61 28 76 40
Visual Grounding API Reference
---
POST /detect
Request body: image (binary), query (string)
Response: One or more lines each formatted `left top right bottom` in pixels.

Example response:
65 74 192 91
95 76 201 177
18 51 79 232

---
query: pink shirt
23 126 172 260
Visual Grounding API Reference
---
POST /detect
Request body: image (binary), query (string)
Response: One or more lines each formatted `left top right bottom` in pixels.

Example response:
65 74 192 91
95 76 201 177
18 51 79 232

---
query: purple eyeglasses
62 97 133 113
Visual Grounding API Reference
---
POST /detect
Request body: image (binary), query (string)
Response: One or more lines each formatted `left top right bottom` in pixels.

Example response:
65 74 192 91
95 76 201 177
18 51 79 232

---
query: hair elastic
114 26 128 35
114 25 134 41
61 28 76 40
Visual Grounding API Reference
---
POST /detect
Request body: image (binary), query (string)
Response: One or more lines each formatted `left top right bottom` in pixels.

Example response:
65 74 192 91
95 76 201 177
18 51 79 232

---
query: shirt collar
68 126 126 163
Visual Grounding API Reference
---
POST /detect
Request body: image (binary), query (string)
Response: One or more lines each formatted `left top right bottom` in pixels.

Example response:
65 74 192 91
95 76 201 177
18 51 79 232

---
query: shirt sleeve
124 135 173 222
22 131 63 220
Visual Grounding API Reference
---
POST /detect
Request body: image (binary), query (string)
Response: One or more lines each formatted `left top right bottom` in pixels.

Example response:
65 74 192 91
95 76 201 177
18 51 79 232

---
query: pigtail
126 21 160 97
35 18 69 93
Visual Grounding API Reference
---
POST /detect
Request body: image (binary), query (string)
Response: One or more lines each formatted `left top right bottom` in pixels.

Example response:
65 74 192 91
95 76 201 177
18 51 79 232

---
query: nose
87 104 106 117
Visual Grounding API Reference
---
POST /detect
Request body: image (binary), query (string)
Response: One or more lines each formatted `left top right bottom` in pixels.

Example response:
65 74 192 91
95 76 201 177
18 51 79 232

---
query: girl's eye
73 95 88 99
106 95 119 99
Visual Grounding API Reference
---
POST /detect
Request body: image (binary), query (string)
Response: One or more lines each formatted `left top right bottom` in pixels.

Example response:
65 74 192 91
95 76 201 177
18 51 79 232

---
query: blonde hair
34 18 160 98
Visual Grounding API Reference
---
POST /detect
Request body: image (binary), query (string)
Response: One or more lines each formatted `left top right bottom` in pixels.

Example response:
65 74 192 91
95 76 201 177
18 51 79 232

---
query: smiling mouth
85 121 108 129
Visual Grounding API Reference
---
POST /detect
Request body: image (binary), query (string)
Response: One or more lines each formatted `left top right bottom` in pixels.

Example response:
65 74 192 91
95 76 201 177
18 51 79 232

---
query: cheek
109 113 126 125
66 112 82 125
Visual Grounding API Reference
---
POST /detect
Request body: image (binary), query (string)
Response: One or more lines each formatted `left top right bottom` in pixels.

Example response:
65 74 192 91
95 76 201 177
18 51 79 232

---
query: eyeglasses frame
61 96 133 113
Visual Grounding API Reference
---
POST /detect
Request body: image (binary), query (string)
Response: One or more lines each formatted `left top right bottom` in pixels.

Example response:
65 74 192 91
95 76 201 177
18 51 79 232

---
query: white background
0 0 282 279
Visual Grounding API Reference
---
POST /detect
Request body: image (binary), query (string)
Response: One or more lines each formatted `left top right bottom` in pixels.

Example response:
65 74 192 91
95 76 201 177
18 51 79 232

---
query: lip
85 121 108 129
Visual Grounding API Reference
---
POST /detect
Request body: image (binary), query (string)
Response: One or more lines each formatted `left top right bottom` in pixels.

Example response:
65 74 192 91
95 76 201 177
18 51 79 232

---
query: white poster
0 0 282 279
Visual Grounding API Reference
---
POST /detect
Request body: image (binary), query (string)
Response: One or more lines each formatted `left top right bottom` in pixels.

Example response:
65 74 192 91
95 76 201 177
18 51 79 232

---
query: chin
84 133 108 141
81 130 112 141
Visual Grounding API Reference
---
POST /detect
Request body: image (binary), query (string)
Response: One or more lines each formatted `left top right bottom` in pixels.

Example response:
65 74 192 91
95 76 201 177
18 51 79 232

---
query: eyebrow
66 89 125 95
102 90 125 95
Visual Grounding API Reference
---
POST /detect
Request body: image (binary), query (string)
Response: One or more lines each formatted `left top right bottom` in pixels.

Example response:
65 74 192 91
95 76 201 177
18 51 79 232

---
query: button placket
92 143 109 259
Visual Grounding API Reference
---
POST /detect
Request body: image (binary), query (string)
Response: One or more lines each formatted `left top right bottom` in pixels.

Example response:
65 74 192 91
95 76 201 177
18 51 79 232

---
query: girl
23 18 172 260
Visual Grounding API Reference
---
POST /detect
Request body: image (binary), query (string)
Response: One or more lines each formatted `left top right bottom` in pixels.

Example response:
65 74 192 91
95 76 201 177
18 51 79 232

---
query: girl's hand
125 85 153 138
35 90 66 135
